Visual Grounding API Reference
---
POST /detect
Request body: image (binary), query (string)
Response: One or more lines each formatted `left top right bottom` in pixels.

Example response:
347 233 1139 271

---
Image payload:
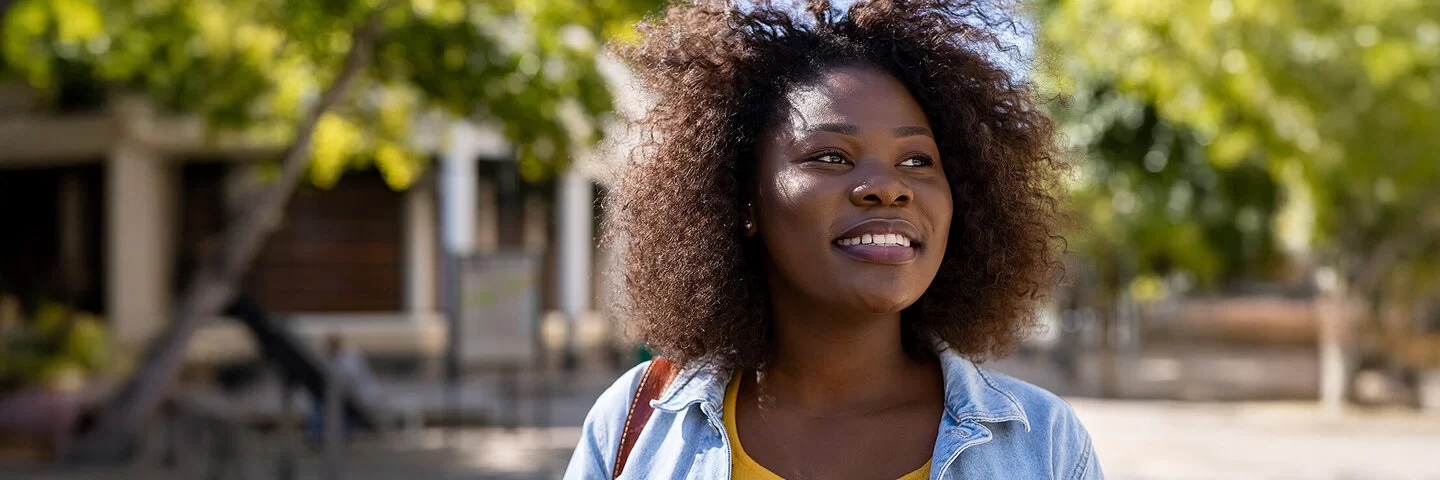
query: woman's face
754 65 953 316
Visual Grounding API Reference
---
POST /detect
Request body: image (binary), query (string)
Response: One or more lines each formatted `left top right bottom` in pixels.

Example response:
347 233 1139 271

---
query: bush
0 297 108 393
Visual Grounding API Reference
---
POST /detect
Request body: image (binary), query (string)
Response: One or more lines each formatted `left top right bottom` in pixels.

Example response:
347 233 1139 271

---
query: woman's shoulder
971 367 1102 478
978 367 1082 425
589 360 656 424
566 361 655 478
938 350 1086 433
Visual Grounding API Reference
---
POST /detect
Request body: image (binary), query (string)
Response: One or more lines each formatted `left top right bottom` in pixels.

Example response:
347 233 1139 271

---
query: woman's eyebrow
891 125 933 138
798 123 932 138
803 123 860 136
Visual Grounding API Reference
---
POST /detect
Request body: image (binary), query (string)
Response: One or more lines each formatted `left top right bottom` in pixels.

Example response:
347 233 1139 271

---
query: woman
568 0 1100 478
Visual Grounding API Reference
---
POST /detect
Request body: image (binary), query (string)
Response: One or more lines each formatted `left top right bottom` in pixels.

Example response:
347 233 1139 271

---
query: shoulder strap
613 357 679 479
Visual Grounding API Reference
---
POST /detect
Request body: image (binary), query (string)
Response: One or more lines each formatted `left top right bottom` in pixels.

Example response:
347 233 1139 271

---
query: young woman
567 0 1100 478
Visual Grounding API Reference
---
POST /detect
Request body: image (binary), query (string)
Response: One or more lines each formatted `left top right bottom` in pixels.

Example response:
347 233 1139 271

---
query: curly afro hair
605 0 1068 370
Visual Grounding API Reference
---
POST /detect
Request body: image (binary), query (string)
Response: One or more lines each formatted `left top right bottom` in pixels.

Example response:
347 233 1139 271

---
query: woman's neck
757 293 931 415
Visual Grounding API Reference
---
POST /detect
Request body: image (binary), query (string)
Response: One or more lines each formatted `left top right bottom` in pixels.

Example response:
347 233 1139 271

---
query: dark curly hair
605 0 1067 370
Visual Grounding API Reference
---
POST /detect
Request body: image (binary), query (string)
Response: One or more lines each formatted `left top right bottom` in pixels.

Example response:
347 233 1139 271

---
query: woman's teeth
837 234 912 247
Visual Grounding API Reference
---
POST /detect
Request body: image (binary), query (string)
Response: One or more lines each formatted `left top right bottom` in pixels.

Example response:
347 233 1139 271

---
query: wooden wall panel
181 166 403 313
251 174 402 312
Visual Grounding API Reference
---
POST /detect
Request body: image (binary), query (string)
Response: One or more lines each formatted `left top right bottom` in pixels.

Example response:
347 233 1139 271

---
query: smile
836 233 912 247
833 239 918 264
832 218 924 264
832 227 920 264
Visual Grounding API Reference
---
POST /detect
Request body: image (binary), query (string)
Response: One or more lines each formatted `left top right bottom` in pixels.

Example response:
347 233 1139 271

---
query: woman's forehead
776 66 931 133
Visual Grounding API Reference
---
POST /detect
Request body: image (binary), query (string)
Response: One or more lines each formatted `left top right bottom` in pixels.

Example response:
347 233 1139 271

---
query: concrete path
1073 400 1440 480
9 400 1439 480
7 350 1439 479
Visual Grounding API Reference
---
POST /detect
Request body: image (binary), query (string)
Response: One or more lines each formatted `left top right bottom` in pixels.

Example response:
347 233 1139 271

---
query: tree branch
215 6 387 282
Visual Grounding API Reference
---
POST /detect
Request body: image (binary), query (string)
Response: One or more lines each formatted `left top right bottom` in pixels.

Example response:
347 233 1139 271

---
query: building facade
0 90 611 368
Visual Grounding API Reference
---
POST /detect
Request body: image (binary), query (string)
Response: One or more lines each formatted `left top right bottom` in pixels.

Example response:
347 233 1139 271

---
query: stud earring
743 202 757 235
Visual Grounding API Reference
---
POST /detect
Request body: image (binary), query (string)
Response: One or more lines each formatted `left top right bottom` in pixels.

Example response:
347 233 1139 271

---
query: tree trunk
65 9 388 463
1098 303 1119 398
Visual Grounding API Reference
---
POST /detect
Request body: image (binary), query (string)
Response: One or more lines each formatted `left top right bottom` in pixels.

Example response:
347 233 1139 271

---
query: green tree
1047 82 1289 397
1039 0 1440 404
1056 87 1285 296
1 0 661 459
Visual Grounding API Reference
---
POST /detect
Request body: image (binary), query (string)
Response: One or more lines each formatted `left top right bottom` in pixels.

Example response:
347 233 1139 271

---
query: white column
439 123 479 380
556 170 594 348
441 128 477 256
403 180 438 314
1316 267 1347 415
107 140 176 349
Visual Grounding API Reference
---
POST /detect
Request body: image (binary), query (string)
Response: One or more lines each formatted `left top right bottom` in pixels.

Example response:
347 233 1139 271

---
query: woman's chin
835 292 920 317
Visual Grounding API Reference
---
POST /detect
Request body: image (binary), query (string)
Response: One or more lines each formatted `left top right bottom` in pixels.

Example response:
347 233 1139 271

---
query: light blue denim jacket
565 344 1103 479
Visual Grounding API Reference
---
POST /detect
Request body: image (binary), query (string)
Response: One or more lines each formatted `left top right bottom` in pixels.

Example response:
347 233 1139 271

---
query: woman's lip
833 243 918 265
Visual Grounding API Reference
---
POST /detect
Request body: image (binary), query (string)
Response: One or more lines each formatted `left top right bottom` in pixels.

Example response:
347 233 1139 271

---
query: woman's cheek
768 168 821 216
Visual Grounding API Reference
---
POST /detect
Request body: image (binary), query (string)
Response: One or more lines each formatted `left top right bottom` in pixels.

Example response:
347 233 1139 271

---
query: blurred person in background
566 0 1099 479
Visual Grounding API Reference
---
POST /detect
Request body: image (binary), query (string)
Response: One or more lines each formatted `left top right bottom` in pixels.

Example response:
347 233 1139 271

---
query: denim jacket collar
651 356 728 413
650 341 1030 432
934 342 1031 432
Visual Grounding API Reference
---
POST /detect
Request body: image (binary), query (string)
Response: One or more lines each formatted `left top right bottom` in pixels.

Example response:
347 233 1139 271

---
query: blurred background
0 0 1437 478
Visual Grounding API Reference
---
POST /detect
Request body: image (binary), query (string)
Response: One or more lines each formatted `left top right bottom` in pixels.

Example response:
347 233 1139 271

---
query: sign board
459 253 541 365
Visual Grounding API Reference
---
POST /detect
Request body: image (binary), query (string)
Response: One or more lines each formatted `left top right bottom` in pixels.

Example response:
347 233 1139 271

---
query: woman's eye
809 152 849 164
898 155 934 167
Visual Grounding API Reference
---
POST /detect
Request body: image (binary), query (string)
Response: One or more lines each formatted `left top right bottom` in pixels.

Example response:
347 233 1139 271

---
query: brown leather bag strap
613 357 679 479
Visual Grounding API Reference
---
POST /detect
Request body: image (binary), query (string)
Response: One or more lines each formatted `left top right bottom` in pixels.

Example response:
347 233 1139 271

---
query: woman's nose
849 169 913 207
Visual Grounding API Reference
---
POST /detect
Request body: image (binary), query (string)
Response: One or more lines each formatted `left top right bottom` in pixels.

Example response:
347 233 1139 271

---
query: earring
743 202 756 235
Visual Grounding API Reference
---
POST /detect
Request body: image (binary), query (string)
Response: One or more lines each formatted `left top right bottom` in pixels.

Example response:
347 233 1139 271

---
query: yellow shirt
723 374 932 480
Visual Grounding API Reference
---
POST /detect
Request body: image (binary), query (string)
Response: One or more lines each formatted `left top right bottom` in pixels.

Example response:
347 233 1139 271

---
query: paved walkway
10 400 1439 480
7 350 1440 479
1074 400 1440 480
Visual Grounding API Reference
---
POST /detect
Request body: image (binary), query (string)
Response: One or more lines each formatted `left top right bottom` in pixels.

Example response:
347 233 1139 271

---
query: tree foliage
1040 0 1440 298
1054 86 1284 297
1 0 662 187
